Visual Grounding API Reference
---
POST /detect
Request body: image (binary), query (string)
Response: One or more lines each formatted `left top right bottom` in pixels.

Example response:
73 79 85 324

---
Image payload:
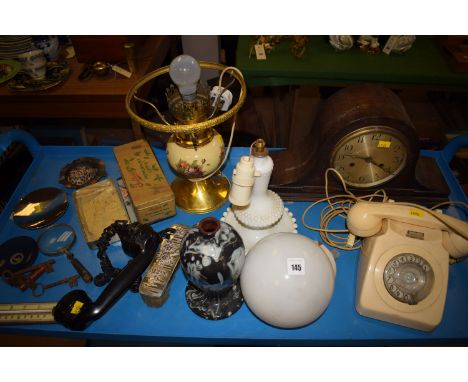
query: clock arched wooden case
270 85 449 205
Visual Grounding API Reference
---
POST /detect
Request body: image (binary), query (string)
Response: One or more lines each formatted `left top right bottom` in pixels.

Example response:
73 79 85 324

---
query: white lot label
287 258 305 275
111 65 132 78
254 44 267 60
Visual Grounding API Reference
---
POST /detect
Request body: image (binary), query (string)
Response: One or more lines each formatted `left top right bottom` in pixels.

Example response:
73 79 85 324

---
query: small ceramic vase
180 217 245 320
17 49 47 80
33 36 59 61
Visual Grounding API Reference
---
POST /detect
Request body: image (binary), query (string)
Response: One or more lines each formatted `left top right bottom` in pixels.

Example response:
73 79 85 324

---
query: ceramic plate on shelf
0 36 33 60
0 60 21 85
8 61 70 92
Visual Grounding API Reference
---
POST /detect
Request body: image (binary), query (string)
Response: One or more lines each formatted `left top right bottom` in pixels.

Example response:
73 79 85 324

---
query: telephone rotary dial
347 201 468 331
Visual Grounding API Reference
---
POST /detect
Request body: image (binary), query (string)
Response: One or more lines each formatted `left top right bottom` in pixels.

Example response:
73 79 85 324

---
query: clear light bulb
169 55 201 101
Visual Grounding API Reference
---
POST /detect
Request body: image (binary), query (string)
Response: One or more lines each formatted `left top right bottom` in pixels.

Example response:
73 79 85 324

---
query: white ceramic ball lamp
240 232 336 328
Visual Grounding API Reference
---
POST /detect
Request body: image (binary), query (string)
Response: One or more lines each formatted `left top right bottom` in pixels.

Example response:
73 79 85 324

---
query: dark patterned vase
180 217 245 320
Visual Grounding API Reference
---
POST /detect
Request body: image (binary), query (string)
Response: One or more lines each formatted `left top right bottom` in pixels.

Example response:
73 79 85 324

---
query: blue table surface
0 139 467 345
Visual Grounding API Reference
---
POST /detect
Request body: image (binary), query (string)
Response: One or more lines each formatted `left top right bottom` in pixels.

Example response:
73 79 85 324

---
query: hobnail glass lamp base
222 207 297 253
185 281 244 320
171 173 230 214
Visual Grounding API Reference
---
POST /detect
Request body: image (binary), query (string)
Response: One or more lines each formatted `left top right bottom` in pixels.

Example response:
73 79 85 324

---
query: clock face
330 126 409 188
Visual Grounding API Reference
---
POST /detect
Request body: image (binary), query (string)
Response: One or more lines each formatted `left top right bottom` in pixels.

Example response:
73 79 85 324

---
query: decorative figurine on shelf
357 35 381 54
383 35 416 55
125 55 247 214
222 139 297 252
179 217 245 320
329 35 416 55
249 36 310 59
290 36 310 58
329 35 354 51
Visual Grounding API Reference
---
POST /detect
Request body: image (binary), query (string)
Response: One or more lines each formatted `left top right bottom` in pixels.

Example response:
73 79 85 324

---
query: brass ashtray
92 61 110 77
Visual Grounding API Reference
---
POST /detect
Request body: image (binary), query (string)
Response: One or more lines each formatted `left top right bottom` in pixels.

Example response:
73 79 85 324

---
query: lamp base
171 173 230 214
222 207 298 253
185 282 243 320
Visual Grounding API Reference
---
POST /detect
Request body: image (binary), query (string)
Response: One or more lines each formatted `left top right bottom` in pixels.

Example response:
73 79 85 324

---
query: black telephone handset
53 221 173 331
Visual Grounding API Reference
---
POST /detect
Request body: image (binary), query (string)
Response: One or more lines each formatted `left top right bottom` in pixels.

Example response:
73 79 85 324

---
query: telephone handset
347 201 468 331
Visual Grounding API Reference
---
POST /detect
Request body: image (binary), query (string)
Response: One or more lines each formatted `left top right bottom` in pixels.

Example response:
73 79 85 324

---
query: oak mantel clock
270 85 449 205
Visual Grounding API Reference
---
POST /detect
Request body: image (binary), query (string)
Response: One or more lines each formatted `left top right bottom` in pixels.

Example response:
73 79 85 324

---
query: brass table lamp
125 55 247 213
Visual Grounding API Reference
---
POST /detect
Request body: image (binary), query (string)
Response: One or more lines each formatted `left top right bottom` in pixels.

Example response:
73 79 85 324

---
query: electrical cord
188 66 245 183
302 168 468 251
430 200 468 211
133 93 172 125
302 168 388 250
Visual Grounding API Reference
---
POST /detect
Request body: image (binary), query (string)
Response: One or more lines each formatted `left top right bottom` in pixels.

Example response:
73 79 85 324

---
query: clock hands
344 154 393 175
344 154 368 161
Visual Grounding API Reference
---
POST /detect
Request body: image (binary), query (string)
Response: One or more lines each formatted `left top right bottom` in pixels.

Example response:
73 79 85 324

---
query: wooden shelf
0 36 172 136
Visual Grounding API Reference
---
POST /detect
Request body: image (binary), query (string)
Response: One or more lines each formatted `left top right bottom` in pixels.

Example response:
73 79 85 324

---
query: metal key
2 259 56 284
32 274 80 297
2 260 57 292
12 259 56 276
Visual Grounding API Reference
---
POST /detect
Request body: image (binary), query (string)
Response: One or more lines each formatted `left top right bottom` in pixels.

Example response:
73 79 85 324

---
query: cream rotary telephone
347 201 468 331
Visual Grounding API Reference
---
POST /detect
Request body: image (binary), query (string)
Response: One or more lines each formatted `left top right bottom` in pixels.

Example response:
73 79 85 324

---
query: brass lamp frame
125 61 247 134
125 61 247 214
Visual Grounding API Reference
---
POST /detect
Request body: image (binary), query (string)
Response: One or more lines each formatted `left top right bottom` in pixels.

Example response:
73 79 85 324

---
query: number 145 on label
287 258 305 275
